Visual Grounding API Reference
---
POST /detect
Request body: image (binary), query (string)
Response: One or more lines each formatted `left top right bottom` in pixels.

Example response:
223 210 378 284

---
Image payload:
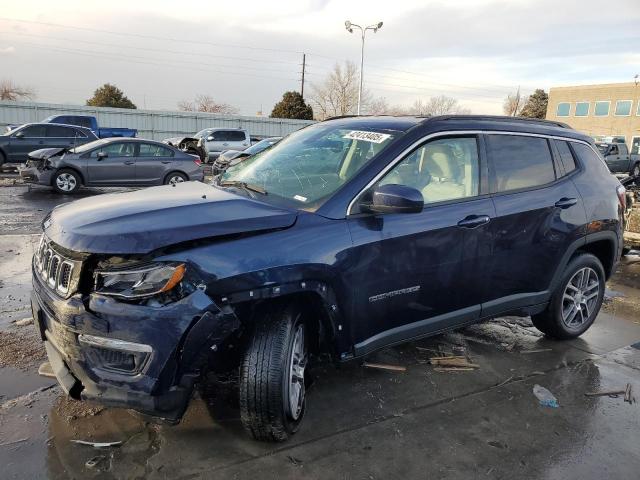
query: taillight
192 156 202 166
616 184 626 211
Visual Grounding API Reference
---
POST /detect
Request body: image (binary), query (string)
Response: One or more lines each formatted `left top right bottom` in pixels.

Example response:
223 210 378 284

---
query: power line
0 16 303 55
0 30 301 66
5 39 299 82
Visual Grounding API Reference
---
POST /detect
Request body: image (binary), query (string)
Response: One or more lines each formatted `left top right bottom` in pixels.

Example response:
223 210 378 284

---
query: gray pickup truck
597 142 640 177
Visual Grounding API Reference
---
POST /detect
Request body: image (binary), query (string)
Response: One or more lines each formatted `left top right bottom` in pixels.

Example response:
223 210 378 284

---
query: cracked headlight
95 263 186 299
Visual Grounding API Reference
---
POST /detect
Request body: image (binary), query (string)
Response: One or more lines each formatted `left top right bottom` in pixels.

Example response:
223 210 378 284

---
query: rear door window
487 135 556 192
90 142 135 158
212 130 245 142
554 140 577 175
138 143 174 157
47 125 77 138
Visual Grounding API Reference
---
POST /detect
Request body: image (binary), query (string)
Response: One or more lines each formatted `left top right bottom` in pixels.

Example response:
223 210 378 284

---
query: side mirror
14 131 24 139
97 151 108 160
206 136 214 142
362 184 424 214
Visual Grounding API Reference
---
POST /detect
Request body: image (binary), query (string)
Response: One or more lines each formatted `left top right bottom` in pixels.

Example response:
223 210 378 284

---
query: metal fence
0 101 315 141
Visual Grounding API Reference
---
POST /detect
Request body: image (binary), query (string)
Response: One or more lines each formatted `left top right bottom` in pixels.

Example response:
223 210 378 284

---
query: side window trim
346 131 597 216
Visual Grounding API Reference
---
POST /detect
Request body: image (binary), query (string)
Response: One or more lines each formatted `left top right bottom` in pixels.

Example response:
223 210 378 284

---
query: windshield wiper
218 180 267 197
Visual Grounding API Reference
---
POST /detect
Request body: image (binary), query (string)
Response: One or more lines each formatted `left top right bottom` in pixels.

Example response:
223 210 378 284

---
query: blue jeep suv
31 115 625 441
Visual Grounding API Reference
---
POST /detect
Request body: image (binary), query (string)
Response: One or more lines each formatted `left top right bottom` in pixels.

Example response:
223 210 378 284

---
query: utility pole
301 53 306 99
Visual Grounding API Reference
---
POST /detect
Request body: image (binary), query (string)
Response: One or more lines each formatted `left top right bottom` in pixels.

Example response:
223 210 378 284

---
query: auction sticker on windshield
343 130 391 143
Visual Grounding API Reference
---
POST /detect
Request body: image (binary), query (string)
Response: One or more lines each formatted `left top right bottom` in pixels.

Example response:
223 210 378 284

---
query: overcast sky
0 0 638 116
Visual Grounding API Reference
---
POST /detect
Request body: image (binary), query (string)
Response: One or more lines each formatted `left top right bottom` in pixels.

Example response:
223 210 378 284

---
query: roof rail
422 115 573 129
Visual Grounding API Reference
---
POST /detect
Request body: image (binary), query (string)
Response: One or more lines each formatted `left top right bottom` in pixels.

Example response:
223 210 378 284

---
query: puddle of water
0 366 54 401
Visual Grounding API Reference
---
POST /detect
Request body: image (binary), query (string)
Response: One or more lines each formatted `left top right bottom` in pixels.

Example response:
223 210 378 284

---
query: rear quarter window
487 135 556 193
555 140 577 175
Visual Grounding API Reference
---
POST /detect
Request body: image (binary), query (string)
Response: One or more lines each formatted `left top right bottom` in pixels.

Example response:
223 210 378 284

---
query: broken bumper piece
31 269 240 422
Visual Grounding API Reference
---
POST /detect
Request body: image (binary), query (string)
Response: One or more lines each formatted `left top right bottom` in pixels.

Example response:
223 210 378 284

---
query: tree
309 61 373 120
520 89 549 119
0 79 35 101
270 91 313 120
86 83 136 109
503 88 524 116
408 95 471 116
177 95 238 114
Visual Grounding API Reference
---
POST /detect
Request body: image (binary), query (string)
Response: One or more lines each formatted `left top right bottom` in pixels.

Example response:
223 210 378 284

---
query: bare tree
408 95 471 116
0 79 35 101
503 88 524 116
178 94 238 114
309 61 373 120
364 97 409 116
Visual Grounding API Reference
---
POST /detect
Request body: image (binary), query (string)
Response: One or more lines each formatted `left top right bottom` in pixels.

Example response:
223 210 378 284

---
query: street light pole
345 20 383 115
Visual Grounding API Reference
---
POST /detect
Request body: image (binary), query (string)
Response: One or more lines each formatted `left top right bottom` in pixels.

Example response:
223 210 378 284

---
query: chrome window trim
346 130 599 216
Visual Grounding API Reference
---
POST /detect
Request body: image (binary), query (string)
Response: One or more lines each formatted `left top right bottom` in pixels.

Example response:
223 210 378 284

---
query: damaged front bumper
19 164 53 185
31 266 240 422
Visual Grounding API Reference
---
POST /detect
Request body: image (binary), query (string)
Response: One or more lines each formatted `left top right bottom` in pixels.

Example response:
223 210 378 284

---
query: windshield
244 138 280 155
220 124 399 209
194 129 210 139
69 138 110 153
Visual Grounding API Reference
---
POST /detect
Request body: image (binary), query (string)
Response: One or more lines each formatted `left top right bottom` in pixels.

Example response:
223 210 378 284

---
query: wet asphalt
1 180 640 479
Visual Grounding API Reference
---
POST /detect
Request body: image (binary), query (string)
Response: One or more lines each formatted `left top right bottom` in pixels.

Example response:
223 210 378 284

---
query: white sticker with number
343 130 391 144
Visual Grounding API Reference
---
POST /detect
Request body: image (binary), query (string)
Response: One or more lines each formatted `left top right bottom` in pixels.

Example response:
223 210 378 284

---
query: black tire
531 253 605 339
164 171 188 185
52 169 81 194
631 162 640 186
239 302 308 442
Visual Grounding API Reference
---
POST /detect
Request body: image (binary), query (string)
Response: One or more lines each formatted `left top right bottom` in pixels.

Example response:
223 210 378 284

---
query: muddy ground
1 180 640 479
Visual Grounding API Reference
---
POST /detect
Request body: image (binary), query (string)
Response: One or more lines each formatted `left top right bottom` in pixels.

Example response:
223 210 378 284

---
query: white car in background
195 128 250 162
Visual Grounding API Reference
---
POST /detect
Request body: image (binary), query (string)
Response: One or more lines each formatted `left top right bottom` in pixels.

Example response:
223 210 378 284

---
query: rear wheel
239 303 308 442
631 162 640 186
52 169 81 194
532 253 605 339
164 172 187 185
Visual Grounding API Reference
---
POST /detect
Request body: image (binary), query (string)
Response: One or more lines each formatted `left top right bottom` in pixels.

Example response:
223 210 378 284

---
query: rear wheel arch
0 148 6 166
577 237 617 279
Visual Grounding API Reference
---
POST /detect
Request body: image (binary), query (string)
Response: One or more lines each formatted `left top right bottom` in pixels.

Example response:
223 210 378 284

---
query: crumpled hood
28 147 67 161
44 182 297 254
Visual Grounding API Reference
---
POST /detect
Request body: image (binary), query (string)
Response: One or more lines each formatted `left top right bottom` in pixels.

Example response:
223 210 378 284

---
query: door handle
457 214 491 229
124 160 135 165
554 197 577 209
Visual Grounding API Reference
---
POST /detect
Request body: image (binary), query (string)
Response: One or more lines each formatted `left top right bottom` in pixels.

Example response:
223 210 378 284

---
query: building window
556 103 570 117
574 102 589 117
594 101 610 116
614 100 632 116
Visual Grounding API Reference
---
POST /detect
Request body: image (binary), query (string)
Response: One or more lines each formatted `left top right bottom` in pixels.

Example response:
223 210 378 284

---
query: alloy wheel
561 267 600 329
169 175 185 185
55 173 77 192
287 324 306 421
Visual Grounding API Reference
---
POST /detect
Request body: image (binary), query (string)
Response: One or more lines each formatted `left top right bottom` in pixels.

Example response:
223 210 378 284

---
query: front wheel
631 162 640 186
239 303 308 441
532 253 605 339
52 169 81 194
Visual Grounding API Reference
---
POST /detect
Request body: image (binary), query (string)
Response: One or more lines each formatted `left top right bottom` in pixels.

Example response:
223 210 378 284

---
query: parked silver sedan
19 138 204 193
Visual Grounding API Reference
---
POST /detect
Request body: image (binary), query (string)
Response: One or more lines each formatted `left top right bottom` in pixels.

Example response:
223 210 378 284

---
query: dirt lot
1 180 639 479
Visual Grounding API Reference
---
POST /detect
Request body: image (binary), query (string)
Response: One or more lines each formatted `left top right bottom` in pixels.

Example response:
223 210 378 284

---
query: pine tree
86 84 137 109
270 91 313 120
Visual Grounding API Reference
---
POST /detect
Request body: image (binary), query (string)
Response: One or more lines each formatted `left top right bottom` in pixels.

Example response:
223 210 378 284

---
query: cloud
0 46 16 54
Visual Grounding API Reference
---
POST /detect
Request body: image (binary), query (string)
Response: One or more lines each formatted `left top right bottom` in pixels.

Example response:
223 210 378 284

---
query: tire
52 169 81 194
164 172 188 185
531 253 605 339
631 162 640 186
239 303 308 442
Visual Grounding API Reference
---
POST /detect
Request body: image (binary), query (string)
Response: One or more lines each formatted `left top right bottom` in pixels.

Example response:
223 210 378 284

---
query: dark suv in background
31 115 624 442
0 123 97 166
